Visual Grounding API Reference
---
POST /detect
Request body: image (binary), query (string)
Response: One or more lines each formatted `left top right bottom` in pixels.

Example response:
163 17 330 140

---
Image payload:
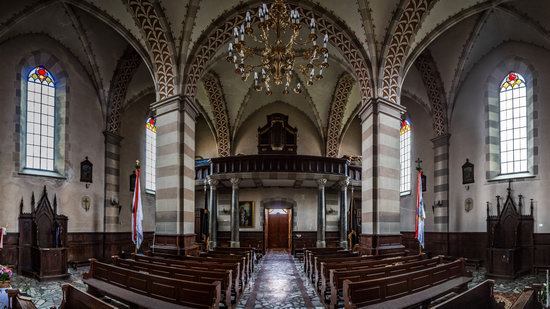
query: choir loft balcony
195 155 361 189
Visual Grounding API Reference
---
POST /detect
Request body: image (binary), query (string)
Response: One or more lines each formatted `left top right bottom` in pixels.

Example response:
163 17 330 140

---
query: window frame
145 116 157 194
400 118 412 196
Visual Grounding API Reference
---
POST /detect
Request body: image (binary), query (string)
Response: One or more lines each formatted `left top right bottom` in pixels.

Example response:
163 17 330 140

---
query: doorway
265 208 292 249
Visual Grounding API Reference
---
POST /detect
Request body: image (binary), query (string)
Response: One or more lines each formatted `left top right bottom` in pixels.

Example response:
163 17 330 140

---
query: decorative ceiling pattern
415 50 447 136
326 73 355 157
106 47 143 134
202 71 231 157
2 0 550 151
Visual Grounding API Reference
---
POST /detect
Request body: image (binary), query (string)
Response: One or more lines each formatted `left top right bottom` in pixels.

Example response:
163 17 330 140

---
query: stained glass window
499 72 527 174
25 66 55 171
145 116 157 192
400 118 411 194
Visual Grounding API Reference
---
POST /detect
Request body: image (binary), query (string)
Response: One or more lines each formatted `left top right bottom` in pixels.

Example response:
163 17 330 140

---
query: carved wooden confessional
486 184 534 279
257 113 298 154
18 186 69 281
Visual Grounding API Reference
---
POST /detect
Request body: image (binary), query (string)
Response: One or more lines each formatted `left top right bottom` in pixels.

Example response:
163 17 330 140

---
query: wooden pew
133 253 243 297
431 280 505 309
147 251 248 284
304 248 347 277
319 254 427 294
311 252 360 283
84 258 221 309
510 284 544 309
201 251 253 276
214 247 262 262
342 259 472 309
6 289 39 309
329 256 443 308
113 256 233 308
302 248 343 274
58 284 117 309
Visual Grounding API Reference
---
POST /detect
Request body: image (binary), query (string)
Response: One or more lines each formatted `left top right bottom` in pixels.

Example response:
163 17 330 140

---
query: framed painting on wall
239 201 254 228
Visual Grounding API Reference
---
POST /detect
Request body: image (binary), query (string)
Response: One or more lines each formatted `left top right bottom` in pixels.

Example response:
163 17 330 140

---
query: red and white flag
132 162 143 250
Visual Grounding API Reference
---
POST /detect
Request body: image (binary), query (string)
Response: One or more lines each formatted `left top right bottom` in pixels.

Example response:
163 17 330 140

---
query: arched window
499 72 527 174
25 66 55 171
400 118 411 194
145 116 157 192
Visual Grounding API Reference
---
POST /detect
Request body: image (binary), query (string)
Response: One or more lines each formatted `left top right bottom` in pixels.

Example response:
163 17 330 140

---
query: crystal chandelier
227 0 329 95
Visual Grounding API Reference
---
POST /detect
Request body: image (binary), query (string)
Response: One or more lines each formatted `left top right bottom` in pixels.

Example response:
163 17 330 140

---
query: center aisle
238 249 323 309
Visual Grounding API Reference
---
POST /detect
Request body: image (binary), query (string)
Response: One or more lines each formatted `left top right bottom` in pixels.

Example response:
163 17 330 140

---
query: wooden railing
195 155 362 181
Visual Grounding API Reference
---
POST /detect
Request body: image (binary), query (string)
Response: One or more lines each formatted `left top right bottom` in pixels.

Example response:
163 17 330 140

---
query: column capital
431 133 451 147
318 178 327 189
339 178 350 191
150 95 200 119
103 131 123 145
359 97 406 123
207 177 219 190
230 178 241 189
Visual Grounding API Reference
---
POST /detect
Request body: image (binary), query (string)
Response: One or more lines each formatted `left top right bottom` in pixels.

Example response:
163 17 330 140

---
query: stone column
317 178 327 248
103 131 123 232
207 178 219 250
360 98 405 253
432 134 450 254
339 178 350 249
230 178 240 248
150 95 199 253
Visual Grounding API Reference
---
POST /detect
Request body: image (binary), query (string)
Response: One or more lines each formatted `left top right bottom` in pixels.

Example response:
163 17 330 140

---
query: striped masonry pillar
431 134 450 236
103 131 123 232
151 95 199 250
360 98 405 252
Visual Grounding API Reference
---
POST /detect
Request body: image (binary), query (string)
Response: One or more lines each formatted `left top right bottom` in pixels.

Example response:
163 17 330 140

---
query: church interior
0 0 549 308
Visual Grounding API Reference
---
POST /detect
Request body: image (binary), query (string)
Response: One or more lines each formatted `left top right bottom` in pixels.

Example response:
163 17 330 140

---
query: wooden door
267 210 290 249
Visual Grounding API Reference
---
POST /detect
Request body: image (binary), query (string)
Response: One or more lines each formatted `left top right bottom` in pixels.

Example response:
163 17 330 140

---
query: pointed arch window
25 66 56 171
400 118 411 195
145 116 157 192
499 72 527 174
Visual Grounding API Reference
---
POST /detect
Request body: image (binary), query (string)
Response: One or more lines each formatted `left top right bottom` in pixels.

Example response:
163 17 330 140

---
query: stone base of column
316 240 326 248
152 234 198 256
230 241 240 248
208 241 217 251
359 234 404 255
340 240 349 250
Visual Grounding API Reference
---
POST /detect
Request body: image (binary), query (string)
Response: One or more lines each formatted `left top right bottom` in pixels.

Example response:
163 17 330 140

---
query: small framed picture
462 159 475 184
239 201 254 228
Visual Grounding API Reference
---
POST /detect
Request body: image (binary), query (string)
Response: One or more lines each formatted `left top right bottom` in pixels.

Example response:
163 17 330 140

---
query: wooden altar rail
195 155 362 180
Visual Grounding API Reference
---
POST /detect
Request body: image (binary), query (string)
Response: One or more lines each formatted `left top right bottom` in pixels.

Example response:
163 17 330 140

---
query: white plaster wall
195 115 218 159
0 35 105 233
233 102 323 156
215 188 334 232
450 42 550 233
400 97 435 232
118 94 156 232
339 117 361 157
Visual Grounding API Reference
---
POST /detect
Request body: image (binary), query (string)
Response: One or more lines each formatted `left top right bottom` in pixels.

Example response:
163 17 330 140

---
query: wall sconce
80 157 93 188
432 200 443 214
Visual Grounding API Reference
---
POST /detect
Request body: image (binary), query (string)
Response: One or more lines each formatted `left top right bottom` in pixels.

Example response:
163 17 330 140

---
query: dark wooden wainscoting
0 232 154 267
217 231 264 248
402 231 488 263
216 231 340 251
534 234 550 271
292 231 340 253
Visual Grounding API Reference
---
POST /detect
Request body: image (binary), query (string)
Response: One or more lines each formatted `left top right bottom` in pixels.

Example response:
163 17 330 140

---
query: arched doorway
261 198 296 251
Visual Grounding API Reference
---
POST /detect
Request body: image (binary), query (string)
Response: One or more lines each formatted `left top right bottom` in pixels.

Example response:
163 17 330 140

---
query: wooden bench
113 256 234 307
84 258 221 309
343 258 472 309
319 254 427 294
431 280 505 309
58 284 117 309
303 248 344 274
6 289 40 309
133 253 243 296
328 256 444 308
510 284 544 309
305 249 349 277
201 251 253 277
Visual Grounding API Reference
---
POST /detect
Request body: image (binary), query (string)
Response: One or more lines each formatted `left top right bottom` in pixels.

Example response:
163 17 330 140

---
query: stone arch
326 73 355 157
202 71 231 157
182 0 373 104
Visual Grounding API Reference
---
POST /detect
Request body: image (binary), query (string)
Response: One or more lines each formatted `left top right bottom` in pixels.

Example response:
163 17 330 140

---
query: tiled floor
2 254 547 309
238 249 323 309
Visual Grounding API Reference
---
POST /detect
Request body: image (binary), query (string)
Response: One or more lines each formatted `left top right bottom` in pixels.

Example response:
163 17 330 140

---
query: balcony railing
195 155 361 181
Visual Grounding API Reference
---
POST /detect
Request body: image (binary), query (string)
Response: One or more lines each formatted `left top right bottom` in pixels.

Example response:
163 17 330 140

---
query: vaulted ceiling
1 0 549 156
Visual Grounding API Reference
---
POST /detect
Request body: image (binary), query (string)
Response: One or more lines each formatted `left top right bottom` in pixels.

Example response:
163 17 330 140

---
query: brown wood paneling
402 231 487 262
0 233 19 266
534 233 550 269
